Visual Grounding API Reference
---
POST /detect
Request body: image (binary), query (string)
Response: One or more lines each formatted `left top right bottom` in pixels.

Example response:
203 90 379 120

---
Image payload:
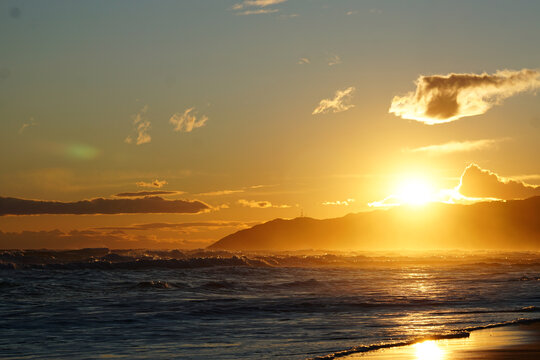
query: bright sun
395 177 434 206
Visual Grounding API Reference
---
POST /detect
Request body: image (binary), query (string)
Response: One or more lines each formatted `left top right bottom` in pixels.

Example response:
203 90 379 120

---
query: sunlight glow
414 340 445 360
395 177 434 206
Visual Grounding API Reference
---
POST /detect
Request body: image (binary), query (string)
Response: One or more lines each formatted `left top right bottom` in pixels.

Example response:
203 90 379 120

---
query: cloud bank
95 221 248 231
170 108 208 133
125 105 151 145
0 229 213 250
405 138 504 154
389 69 540 124
0 196 209 216
312 87 355 115
458 164 540 200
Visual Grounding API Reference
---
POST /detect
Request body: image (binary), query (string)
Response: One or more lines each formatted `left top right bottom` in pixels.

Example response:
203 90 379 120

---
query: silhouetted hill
208 197 540 251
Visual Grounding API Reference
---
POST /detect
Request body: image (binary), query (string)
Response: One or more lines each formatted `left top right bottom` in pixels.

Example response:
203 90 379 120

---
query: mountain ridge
208 197 540 251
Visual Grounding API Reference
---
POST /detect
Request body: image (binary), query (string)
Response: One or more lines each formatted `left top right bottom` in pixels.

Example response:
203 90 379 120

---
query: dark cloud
0 196 209 216
390 69 540 124
114 190 181 197
458 164 540 200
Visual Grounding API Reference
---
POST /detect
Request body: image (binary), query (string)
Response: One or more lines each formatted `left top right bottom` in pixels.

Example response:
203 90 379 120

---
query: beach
343 323 540 360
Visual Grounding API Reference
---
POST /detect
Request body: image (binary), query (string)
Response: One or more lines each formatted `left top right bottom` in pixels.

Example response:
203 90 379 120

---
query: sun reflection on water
414 340 445 360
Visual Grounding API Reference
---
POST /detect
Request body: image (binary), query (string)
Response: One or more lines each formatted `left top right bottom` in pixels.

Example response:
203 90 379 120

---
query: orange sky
1 1 539 249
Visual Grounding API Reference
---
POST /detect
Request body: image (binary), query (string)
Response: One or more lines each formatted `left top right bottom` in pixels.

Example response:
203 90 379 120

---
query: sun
395 177 435 206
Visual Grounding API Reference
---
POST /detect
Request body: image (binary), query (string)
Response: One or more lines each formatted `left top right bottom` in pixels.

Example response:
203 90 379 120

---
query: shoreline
310 318 540 359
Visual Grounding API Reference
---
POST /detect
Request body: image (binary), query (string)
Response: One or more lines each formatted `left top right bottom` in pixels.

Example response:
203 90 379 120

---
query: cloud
136 179 167 188
236 9 279 15
125 105 151 145
114 190 182 197
0 229 209 250
0 196 209 216
197 189 244 196
232 0 286 15
298 58 310 65
237 199 291 208
322 199 355 206
312 87 355 115
19 117 37 134
233 0 287 10
195 184 276 197
389 69 540 124
458 164 540 200
95 221 248 231
327 54 342 66
169 108 208 133
367 163 540 208
346 11 358 16
405 138 505 154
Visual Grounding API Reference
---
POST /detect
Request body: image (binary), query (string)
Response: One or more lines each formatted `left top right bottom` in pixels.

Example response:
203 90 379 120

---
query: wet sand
342 323 540 359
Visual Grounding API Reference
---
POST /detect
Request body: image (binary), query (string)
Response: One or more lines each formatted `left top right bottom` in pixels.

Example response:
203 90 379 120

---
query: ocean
1 249 539 359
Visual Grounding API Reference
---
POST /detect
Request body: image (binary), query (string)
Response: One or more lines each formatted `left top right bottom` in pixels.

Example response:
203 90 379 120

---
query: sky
1 0 539 249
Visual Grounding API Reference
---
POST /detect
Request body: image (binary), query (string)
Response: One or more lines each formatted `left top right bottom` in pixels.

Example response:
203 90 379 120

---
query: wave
308 317 540 359
2 249 540 270
428 305 540 316
135 280 172 289
0 255 271 270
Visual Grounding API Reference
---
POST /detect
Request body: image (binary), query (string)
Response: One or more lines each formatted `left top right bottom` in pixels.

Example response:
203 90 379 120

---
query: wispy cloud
322 198 355 206
389 69 540 124
404 138 505 154
19 117 37 134
237 199 290 208
233 0 287 10
237 8 279 15
232 0 286 15
169 108 208 133
197 189 245 196
312 87 355 115
511 174 540 183
114 190 183 198
125 105 151 145
297 57 310 65
196 184 276 197
137 179 167 188
327 54 342 66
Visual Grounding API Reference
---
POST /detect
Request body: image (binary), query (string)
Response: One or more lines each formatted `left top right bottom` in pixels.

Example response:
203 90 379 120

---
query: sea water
1 250 539 359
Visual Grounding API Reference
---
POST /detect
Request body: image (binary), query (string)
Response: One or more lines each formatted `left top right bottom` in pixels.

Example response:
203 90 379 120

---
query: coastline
311 319 540 359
